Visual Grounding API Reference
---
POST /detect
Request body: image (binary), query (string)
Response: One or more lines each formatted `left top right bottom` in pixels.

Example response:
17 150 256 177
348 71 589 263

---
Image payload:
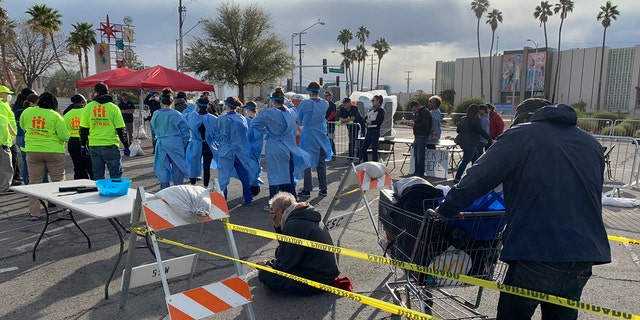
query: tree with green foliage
486 8 502 103
439 89 456 105
337 28 353 93
596 1 619 111
68 22 96 78
182 2 290 101
0 2 16 88
552 0 574 102
355 26 369 91
44 68 80 97
471 0 489 99
372 37 390 89
26 4 69 78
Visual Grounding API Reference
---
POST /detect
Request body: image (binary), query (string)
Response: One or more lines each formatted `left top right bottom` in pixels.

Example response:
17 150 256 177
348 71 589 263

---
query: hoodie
174 98 188 113
271 204 340 283
439 104 611 264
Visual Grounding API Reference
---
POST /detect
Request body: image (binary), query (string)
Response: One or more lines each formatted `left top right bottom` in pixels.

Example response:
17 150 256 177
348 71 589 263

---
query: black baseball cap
342 97 351 104
512 98 552 126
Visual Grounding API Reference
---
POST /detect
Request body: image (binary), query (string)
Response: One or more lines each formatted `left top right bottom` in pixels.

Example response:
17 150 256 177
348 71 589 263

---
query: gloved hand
348 120 354 125
336 120 342 126
81 147 90 158
124 148 131 157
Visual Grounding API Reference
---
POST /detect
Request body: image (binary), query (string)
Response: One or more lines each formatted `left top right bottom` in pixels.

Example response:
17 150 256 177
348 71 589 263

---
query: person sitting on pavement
258 191 340 296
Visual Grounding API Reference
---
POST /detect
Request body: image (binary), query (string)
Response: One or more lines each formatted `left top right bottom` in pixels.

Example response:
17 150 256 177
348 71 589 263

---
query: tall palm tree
372 37 391 89
337 29 353 92
67 33 83 77
551 0 574 102
355 44 367 91
0 4 16 88
355 26 370 91
471 0 490 99
533 1 553 97
486 8 503 103
596 1 619 111
70 22 96 78
26 4 68 77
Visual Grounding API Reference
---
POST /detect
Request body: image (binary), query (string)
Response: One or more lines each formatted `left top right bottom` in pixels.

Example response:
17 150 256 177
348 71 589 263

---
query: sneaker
28 214 41 221
0 189 15 195
263 204 270 212
297 190 311 198
319 190 327 196
57 209 71 219
11 180 23 186
243 202 252 207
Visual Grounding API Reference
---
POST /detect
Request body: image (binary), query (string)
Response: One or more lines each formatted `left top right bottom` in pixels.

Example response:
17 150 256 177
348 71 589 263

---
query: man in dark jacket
408 100 432 177
338 98 365 160
438 99 611 320
360 95 385 162
258 191 340 296
324 91 337 156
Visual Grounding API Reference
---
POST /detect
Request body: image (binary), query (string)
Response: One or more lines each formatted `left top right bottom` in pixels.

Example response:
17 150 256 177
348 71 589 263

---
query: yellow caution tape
224 222 640 320
608 235 640 246
131 226 439 320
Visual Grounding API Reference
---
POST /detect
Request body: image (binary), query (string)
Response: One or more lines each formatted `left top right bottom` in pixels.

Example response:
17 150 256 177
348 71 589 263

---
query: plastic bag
128 140 145 157
426 245 472 286
355 161 387 179
155 185 212 224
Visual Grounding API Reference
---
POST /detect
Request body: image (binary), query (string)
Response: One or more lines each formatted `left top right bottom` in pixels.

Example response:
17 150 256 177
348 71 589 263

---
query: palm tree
486 8 503 103
355 26 370 91
67 34 83 77
26 4 68 77
471 0 490 98
355 45 367 91
533 1 553 97
596 1 619 111
0 4 16 88
70 22 96 78
552 0 574 102
372 37 391 89
337 29 353 92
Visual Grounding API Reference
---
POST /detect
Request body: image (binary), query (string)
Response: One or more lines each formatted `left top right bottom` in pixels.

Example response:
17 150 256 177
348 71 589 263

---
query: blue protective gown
246 116 264 185
216 111 260 193
297 98 333 164
181 103 196 118
151 108 190 184
184 111 218 178
250 107 311 185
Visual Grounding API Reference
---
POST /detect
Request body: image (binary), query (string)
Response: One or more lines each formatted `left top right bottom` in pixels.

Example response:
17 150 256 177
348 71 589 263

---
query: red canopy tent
75 67 136 88
106 65 214 92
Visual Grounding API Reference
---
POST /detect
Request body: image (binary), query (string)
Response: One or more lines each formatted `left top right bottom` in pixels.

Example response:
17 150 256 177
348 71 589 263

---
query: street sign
329 68 344 74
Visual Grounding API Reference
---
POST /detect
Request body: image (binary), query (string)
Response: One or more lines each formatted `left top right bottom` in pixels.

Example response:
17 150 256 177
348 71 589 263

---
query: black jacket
413 106 433 136
271 205 340 283
455 115 491 146
439 104 611 264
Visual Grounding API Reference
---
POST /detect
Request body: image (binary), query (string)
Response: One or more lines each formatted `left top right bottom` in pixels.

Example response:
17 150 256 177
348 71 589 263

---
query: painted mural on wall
526 51 546 92
502 53 522 92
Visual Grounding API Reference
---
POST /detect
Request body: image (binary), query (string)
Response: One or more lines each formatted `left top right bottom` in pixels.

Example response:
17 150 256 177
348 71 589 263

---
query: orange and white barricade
119 186 255 320
322 162 392 261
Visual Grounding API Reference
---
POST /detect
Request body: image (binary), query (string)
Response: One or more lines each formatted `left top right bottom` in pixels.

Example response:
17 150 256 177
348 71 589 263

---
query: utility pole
405 70 413 94
178 0 185 71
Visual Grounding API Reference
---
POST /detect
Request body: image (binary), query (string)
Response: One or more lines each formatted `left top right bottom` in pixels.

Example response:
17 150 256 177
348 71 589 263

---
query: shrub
599 125 614 135
590 111 619 122
610 122 635 136
451 97 485 124
572 100 587 112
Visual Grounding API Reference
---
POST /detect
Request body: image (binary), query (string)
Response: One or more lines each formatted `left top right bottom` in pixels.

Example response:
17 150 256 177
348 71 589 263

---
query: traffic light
336 76 340 86
322 59 327 74
319 77 323 85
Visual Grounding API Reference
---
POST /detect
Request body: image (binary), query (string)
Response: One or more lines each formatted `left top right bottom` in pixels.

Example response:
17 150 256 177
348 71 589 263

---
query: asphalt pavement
0 125 639 320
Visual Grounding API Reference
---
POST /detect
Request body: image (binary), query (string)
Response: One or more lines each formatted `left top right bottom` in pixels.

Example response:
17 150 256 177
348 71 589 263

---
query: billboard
526 51 546 92
501 53 522 92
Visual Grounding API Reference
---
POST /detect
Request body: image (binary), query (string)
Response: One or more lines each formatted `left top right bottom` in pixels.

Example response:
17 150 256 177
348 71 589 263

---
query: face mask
6 94 12 103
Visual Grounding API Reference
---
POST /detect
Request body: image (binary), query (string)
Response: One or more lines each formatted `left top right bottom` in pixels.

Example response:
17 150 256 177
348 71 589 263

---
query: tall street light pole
294 19 324 92
527 39 539 98
176 20 203 71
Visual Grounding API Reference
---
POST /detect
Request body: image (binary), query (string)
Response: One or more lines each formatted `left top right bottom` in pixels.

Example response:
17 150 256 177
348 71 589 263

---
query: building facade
436 45 640 113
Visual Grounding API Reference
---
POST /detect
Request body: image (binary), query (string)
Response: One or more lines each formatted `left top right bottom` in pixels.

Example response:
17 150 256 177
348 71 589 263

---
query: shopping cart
379 190 507 319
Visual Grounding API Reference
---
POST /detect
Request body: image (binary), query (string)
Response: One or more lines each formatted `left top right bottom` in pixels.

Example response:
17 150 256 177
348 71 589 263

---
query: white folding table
12 179 144 299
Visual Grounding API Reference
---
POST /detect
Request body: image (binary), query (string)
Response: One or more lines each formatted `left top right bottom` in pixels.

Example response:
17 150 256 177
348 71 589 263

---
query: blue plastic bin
95 178 131 197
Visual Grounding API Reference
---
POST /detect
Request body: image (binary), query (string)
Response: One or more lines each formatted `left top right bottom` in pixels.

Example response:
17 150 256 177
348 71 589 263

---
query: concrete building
436 45 640 113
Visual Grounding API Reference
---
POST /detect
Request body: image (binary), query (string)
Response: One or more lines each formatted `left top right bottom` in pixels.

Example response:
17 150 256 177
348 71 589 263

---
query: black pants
68 137 94 180
258 269 327 296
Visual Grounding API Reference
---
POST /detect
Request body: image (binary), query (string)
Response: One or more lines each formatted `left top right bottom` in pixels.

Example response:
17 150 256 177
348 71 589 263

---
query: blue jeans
413 135 428 176
454 144 478 181
90 145 122 180
360 128 380 162
497 261 593 320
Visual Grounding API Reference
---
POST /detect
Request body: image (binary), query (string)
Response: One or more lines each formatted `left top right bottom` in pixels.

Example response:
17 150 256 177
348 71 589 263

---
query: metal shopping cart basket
379 190 507 319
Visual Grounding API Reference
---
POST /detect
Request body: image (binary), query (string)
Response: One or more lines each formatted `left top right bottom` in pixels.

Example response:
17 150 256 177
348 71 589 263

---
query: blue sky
3 0 639 95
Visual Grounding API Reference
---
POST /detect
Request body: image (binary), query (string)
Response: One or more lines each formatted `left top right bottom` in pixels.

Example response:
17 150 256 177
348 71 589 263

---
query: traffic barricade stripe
356 170 392 191
167 304 195 320
143 205 174 231
221 277 253 301
183 287 233 313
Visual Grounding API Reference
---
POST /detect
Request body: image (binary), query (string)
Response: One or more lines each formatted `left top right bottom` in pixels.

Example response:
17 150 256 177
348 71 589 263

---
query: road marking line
0 267 18 274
